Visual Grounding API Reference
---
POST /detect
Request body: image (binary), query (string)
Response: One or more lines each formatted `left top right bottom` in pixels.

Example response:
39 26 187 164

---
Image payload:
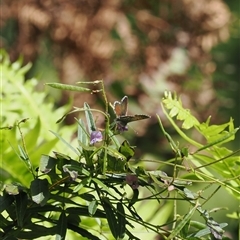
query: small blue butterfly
113 96 150 131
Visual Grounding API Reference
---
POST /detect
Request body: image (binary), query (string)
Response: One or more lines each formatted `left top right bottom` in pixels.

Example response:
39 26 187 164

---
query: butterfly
113 96 150 132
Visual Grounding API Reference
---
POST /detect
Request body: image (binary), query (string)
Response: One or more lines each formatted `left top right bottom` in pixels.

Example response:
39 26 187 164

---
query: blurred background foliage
1 0 239 239
1 0 239 149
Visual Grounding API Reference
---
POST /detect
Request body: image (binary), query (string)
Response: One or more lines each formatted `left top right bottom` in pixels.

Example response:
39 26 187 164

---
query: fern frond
162 91 199 129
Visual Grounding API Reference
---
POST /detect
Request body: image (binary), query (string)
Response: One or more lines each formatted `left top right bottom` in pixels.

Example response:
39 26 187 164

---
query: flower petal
90 131 103 145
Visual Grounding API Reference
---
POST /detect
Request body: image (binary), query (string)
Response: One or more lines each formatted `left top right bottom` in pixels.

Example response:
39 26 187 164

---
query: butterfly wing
117 114 150 124
113 96 128 117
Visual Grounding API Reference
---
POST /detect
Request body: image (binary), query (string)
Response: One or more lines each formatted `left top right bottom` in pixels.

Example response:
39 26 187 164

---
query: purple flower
90 131 103 145
126 174 139 189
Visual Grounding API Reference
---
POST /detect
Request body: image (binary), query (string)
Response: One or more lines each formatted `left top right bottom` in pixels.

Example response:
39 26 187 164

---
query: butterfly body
113 96 150 132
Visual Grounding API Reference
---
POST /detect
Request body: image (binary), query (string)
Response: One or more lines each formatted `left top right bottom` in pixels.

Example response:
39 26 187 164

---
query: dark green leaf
129 189 139 206
101 197 118 239
67 213 81 226
26 205 61 214
50 194 80 206
15 225 56 239
0 213 14 228
15 191 28 227
2 236 18 240
0 194 14 213
117 202 126 238
107 153 126 172
119 140 135 161
66 207 105 218
79 193 95 202
56 211 67 240
67 223 101 240
30 178 49 206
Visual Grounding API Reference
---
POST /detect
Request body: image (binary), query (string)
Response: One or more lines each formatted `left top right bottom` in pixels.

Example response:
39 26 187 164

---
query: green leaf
50 130 79 155
73 177 92 193
24 117 41 151
107 146 126 161
88 200 98 216
92 178 113 195
30 178 50 206
54 151 72 161
29 138 59 164
63 163 90 177
1 50 76 186
84 102 96 133
180 220 190 238
39 155 57 173
4 183 26 195
206 218 225 239
157 112 202 148
162 91 200 129
1 51 74 143
17 62 32 75
167 203 199 239
77 119 88 151
190 223 228 239
119 140 135 161
193 118 240 155
18 144 29 161
183 188 198 200
56 211 67 240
